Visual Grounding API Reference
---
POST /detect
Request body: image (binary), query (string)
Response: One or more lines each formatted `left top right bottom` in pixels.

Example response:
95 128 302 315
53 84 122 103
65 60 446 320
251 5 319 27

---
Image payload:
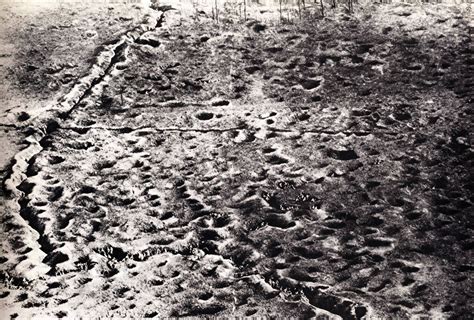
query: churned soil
1 1 472 319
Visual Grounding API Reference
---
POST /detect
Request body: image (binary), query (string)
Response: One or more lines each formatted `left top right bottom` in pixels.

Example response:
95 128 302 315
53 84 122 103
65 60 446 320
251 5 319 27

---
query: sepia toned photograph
0 0 472 318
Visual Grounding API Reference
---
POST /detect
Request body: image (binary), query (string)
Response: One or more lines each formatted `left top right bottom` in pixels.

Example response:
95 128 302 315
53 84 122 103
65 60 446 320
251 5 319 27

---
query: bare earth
0 0 473 319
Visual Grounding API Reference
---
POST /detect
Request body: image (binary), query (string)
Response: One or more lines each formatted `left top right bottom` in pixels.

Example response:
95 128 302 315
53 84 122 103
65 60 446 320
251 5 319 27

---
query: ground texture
1 1 473 319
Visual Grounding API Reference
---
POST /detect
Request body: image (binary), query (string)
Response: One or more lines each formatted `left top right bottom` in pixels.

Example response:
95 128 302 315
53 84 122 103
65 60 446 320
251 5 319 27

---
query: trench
2 5 166 273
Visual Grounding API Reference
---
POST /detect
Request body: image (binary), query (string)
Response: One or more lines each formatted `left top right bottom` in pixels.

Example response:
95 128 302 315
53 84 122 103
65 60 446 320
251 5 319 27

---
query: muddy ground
0 1 473 319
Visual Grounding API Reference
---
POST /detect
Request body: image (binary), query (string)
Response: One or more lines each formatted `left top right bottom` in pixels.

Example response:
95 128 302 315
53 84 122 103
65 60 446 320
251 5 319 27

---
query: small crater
77 277 93 285
327 148 358 161
198 292 213 301
393 111 412 121
187 198 205 212
294 247 324 259
150 279 164 286
366 181 380 189
79 185 96 194
404 64 423 71
362 216 384 228
289 268 316 282
17 181 35 194
265 214 296 229
245 309 258 316
214 214 231 227
102 266 119 278
200 35 210 42
319 228 335 235
252 22 266 33
298 113 311 121
266 154 289 165
266 244 284 257
193 304 226 316
211 100 229 106
160 212 173 220
351 55 364 64
40 136 54 149
262 147 276 154
196 112 214 121
200 229 220 241
265 47 283 53
356 43 373 54
369 279 391 292
324 220 346 229
358 89 372 96
47 186 64 202
352 109 371 117
43 251 69 266
365 238 393 247
114 286 131 298
401 265 420 273
93 160 116 170
57 214 73 229
17 112 30 122
382 26 393 34
136 35 161 47
144 311 158 318
47 282 61 289
245 65 261 74
403 38 418 46
458 265 474 272
300 78 322 90
74 255 96 270
406 211 422 220
49 156 65 165
94 245 128 262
